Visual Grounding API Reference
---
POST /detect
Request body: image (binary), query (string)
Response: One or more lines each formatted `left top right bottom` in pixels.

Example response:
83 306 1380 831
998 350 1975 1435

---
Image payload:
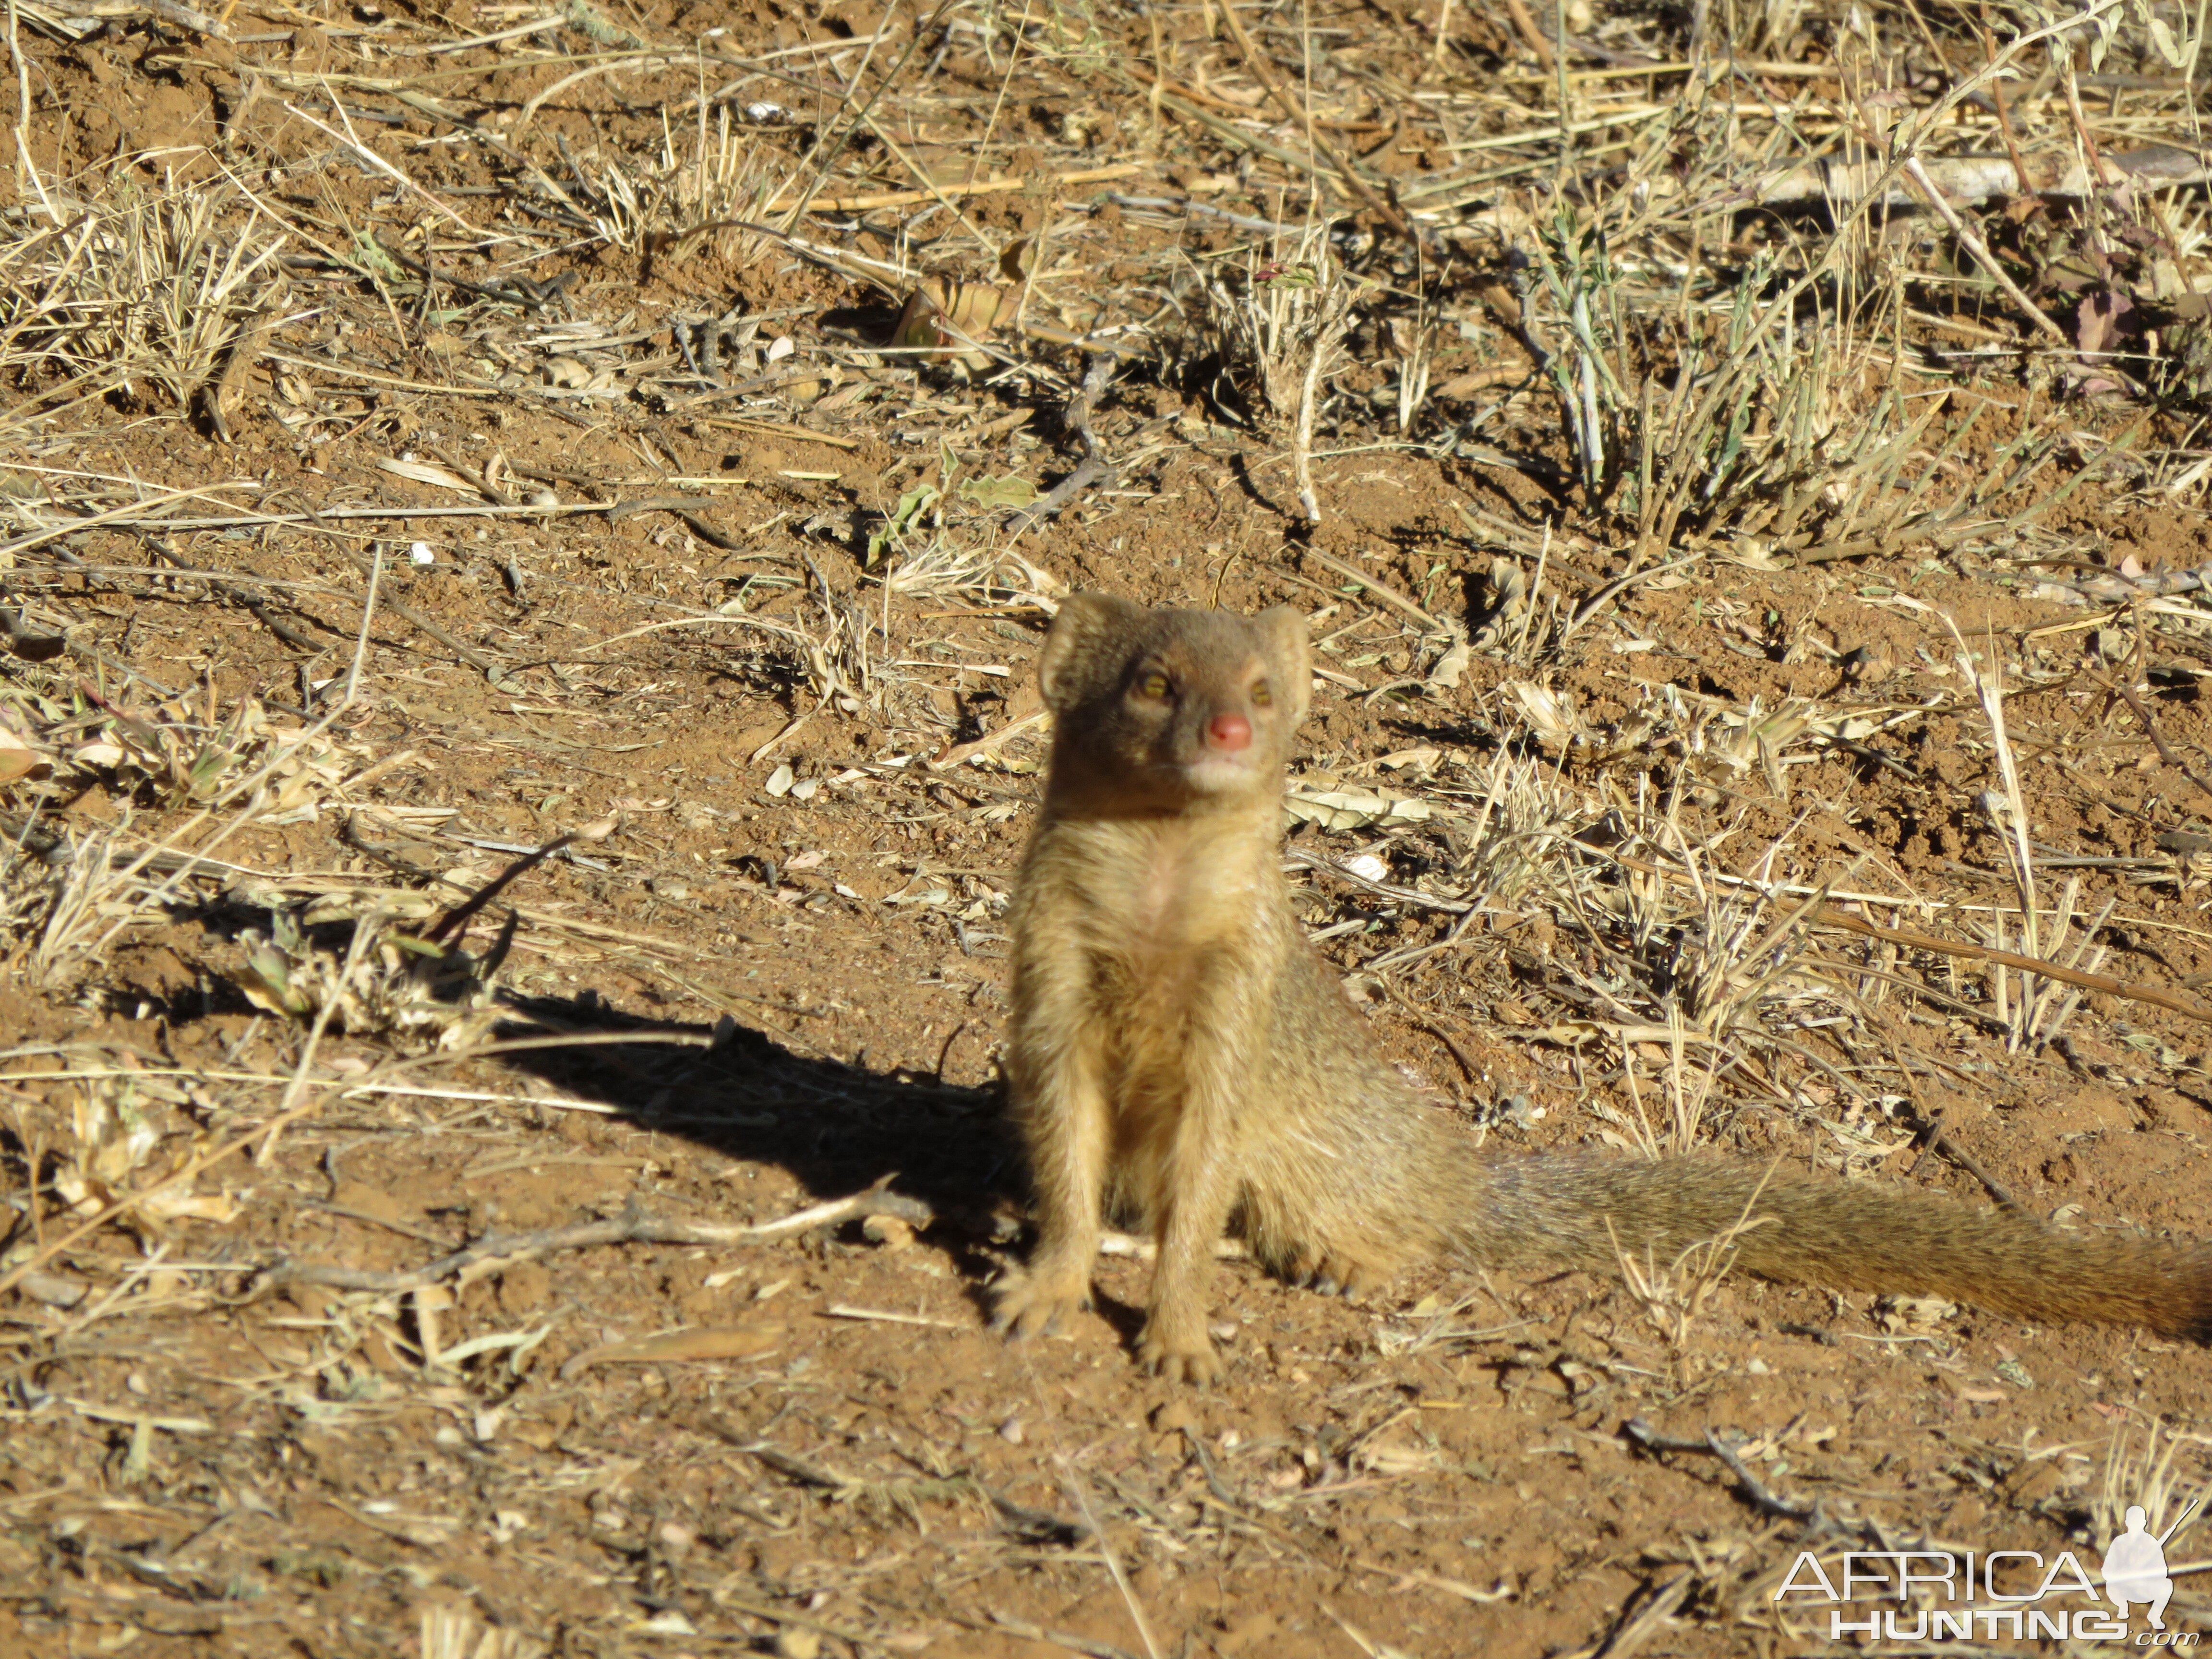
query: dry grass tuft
1185 221 1358 519
0 180 285 430
2093 1420 2211 1559
1610 1219 1746 1348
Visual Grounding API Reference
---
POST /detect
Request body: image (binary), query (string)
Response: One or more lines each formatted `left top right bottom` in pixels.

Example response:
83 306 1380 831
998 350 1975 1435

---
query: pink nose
1208 712 1252 751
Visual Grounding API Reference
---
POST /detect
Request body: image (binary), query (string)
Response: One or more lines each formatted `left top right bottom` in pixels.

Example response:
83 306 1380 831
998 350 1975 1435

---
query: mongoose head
1035 594 1310 814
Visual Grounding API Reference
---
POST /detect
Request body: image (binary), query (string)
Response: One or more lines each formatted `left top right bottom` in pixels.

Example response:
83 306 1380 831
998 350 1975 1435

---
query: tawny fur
991 595 2212 1383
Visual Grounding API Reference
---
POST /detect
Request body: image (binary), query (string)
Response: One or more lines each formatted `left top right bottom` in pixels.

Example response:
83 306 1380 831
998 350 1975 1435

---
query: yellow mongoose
992 594 2212 1383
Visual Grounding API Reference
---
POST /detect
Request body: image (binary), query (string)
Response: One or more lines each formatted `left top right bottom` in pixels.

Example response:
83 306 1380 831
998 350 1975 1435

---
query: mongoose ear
1038 592 1143 713
1255 606 1311 724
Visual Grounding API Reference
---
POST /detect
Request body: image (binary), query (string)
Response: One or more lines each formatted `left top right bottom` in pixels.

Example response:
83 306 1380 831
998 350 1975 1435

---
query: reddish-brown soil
4 0 2212 1654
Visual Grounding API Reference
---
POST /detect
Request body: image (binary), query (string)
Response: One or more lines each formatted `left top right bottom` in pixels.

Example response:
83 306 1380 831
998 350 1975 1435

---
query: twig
0 596 182 698
1292 299 1329 523
984 1614 1144 1659
20 498 766 537
1910 1106 2021 1211
257 1182 933 1295
1211 0 1417 244
1622 1419 1815 1522
774 0 946 229
1810 903 2212 1025
281 101 473 231
0 1041 743 1307
81 545 385 968
1007 353 1117 535
1321 1603 1397 1659
1592 1573 1697 1659
1555 553 1708 648
0 481 262 564
1138 83 1378 192
423 825 605 946
257 896 381 1165
708 1590 890 1651
765 160 1144 216
0 809 258 883
335 551 508 678
1983 30 2034 208
143 538 323 651
746 1439 1088 1544
1952 624 2041 963
1500 0 1554 65
370 234 572 312
203 284 288 445
1899 155 2068 343
1005 455 1112 537
0 1087 336 1303
824 1305 967 1328
929 709 1048 769
2098 672 2212 814
1597 845 2212 1026
5 0 53 222
1302 549 1446 632
1595 0 2133 482
691 415 860 451
1346 1559 1515 1604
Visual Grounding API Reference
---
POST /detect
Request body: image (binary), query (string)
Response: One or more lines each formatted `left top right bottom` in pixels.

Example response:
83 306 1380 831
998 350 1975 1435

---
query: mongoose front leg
1138 1149 1239 1384
1134 1021 1254 1385
993 990 1109 1339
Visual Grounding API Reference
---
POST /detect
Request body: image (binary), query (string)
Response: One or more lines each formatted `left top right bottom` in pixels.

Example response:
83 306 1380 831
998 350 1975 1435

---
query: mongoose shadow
488 996 1030 1305
490 999 1168 1342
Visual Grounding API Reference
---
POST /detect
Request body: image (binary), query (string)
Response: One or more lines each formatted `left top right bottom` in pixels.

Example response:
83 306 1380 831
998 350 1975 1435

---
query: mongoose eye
1251 679 1273 707
1136 670 1172 699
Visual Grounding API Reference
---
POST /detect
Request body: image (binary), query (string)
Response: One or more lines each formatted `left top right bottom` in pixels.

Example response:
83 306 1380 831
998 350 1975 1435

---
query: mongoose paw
1138 1325 1225 1386
991 1270 1092 1340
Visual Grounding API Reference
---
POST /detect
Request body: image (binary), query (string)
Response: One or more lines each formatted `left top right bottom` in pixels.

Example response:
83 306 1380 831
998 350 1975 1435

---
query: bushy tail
1461 1153 2212 1340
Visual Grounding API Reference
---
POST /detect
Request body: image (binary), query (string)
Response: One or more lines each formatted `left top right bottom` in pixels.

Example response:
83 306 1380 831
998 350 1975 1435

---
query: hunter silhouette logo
1772 1495 2203 1645
2104 1505 2180 1631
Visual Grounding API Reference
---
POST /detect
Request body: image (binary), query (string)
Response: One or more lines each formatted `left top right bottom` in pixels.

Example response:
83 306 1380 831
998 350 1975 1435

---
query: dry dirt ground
7 0 2212 1653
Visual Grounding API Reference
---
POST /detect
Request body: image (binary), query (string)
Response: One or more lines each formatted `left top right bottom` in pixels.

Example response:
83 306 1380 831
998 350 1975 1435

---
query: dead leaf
1430 365 1525 401
1372 746 1442 774
378 457 487 497
1283 787 1432 831
557 1323 784 1380
1874 1294 1957 1334
890 277 1017 360
1470 557 1529 650
0 735 44 781
957 473 1039 508
861 1214 916 1249
1505 681 1584 749
2076 290 2135 359
1426 630 1472 691
145 1187 240 1225
541 356 609 390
